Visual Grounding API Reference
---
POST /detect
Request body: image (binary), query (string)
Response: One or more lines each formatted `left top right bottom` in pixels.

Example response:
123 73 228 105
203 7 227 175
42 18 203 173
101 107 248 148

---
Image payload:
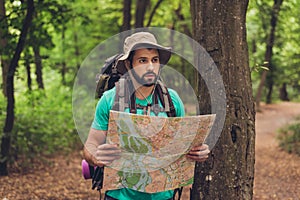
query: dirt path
0 152 96 200
1 102 300 200
254 102 300 200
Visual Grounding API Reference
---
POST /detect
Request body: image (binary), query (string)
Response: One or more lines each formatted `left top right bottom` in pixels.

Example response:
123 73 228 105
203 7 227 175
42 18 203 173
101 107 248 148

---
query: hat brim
116 43 172 75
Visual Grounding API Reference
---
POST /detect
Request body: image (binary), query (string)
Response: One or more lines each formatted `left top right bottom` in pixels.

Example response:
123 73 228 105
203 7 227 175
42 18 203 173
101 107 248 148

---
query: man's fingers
186 153 209 159
93 143 122 166
97 143 119 150
96 143 121 156
186 154 209 162
190 144 209 151
96 160 113 166
98 155 121 161
96 149 121 156
95 154 121 166
188 149 210 156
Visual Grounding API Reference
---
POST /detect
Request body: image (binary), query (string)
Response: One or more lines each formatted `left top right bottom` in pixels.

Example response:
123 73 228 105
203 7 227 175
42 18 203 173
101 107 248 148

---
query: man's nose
146 62 154 71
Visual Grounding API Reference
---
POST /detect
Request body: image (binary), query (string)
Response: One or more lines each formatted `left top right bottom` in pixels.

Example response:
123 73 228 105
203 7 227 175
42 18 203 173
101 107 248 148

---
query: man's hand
186 144 210 162
95 144 121 166
84 129 122 167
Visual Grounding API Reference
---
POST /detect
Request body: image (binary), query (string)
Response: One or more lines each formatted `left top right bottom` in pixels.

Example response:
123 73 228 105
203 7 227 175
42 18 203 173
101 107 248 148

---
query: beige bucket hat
116 32 172 74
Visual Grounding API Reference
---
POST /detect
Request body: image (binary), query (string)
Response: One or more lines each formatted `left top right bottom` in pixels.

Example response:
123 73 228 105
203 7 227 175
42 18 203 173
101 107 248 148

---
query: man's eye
152 58 159 63
139 59 147 63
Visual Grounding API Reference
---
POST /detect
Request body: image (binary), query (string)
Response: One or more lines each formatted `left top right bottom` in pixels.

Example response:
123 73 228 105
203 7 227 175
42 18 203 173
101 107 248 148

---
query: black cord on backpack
173 187 183 200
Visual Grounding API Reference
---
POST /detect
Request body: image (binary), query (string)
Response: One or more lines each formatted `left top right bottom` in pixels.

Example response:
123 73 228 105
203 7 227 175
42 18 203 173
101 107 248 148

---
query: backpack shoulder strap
156 80 176 117
118 78 126 112
113 78 176 117
112 77 130 112
127 78 137 114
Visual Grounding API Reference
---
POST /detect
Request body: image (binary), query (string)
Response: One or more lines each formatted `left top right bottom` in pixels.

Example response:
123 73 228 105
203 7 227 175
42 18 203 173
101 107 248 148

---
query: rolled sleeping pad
82 159 95 179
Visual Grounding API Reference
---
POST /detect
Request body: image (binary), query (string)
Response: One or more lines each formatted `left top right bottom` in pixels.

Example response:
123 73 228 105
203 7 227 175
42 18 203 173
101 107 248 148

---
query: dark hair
127 50 135 67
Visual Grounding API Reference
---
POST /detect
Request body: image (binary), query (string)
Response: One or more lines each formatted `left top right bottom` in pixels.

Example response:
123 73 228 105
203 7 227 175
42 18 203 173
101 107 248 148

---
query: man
83 32 210 200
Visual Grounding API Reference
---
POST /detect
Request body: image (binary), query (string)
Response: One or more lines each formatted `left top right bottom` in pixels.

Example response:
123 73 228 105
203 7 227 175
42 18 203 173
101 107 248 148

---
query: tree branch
146 0 164 27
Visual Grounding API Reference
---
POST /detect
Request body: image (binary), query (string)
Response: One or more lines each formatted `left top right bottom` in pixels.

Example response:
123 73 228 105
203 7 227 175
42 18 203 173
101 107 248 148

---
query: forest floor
253 102 300 200
1 102 300 200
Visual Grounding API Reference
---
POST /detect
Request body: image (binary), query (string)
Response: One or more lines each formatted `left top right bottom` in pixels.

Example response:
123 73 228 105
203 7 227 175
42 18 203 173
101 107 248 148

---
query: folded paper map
103 110 216 193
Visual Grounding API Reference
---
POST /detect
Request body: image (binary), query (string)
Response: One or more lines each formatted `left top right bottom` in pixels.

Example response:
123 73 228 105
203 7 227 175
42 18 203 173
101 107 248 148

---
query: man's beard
131 70 158 87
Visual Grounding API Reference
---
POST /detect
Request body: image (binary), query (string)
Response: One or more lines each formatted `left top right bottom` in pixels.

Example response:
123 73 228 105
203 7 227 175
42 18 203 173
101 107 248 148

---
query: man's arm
83 128 121 167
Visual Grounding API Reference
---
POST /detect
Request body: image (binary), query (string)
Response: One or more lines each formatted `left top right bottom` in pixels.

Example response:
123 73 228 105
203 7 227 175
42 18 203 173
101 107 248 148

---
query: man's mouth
145 74 155 78
143 73 156 79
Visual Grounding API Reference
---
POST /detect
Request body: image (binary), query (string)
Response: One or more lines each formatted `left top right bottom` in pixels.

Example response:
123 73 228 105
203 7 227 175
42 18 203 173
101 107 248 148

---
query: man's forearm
83 145 98 166
83 128 107 166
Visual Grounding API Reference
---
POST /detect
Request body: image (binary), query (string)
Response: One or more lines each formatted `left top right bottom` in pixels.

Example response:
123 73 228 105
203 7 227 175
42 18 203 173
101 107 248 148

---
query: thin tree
24 49 33 91
190 1 256 199
33 44 44 89
146 0 163 27
122 0 131 31
255 0 284 109
134 0 149 28
0 0 35 176
0 0 9 96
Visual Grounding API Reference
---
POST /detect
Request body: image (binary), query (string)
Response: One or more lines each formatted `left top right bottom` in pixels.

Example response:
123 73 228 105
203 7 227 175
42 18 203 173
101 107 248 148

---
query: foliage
0 69 81 168
247 0 300 102
278 117 300 156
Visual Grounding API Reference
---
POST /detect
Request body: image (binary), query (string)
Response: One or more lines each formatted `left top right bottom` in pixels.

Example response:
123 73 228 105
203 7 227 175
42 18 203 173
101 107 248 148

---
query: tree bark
255 0 283 110
174 4 192 37
73 19 80 70
266 70 274 104
61 23 66 85
122 0 131 31
33 45 44 89
0 0 9 96
134 0 149 28
190 1 255 199
24 51 32 91
279 83 289 101
0 0 34 176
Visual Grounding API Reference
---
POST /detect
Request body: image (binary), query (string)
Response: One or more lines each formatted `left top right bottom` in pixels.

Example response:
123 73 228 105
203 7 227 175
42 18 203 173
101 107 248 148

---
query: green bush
12 86 81 158
0 85 83 171
277 118 300 156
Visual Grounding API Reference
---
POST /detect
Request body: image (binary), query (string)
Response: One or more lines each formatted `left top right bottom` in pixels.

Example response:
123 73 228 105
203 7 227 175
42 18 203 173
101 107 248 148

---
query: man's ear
124 60 130 70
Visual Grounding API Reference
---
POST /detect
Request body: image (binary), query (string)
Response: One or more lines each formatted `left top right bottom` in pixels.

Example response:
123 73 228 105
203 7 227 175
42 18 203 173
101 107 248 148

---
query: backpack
95 54 124 99
85 54 182 199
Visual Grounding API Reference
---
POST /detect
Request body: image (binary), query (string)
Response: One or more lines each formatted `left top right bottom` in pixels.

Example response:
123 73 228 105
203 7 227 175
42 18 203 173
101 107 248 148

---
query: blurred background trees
0 0 194 175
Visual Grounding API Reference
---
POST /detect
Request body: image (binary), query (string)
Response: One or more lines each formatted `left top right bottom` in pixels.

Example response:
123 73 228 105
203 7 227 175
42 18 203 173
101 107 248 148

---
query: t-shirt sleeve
91 88 115 130
168 89 185 117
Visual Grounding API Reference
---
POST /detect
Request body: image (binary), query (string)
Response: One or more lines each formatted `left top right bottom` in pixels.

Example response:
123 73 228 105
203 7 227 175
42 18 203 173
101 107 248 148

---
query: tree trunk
0 0 9 96
25 60 32 91
0 0 34 176
61 23 66 85
122 0 131 31
33 45 44 89
134 0 149 28
24 51 32 91
279 83 289 101
190 1 255 199
255 0 283 110
73 20 80 70
174 4 192 37
265 71 274 104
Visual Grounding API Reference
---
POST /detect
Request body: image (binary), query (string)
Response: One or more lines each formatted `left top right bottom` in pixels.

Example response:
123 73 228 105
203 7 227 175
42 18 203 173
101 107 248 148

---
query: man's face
129 48 160 86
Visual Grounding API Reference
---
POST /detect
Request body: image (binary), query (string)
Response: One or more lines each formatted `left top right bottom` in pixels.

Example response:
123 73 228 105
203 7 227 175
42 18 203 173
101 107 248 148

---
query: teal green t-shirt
91 87 185 200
